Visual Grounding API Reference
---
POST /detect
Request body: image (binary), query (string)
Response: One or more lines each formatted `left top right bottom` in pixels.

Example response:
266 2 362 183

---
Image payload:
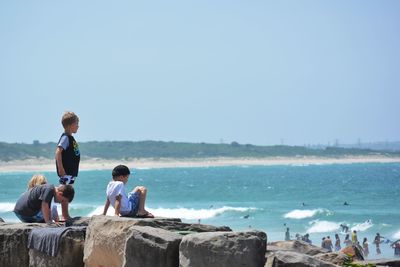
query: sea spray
351 220 373 232
0 202 14 213
307 220 341 233
393 230 400 240
88 205 258 220
283 209 328 219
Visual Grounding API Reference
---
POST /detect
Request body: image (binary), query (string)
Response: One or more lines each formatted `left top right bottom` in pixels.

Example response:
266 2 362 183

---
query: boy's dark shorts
121 191 140 217
59 175 75 185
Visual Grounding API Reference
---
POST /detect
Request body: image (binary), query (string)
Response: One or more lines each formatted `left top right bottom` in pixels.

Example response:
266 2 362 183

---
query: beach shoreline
1 155 400 173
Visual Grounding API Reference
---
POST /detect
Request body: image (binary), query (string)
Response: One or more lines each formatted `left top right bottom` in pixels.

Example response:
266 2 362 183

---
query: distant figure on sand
344 234 352 247
363 237 369 258
302 233 312 244
374 233 384 254
321 237 326 249
285 227 290 241
103 165 154 218
391 240 400 257
295 233 302 240
325 236 333 252
352 230 358 244
335 233 341 251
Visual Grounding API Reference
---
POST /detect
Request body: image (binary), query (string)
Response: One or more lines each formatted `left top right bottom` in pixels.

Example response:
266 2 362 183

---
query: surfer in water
340 224 349 233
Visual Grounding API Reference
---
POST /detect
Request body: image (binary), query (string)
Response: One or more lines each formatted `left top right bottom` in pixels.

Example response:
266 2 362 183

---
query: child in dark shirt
55 111 80 220
14 184 74 225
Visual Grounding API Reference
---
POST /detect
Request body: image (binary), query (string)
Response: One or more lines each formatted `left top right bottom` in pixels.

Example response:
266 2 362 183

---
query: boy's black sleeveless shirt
57 134 80 177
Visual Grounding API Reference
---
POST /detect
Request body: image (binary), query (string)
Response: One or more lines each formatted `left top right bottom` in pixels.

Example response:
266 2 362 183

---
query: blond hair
61 111 79 128
27 174 47 189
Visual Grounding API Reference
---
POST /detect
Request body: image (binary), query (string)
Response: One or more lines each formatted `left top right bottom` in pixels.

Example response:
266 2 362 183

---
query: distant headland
1 140 399 172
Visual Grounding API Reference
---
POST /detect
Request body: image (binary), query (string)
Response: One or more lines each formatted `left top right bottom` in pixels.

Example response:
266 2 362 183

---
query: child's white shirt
106 181 131 213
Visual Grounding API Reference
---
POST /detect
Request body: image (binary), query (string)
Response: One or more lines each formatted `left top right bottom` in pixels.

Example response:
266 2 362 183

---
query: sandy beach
0 155 400 173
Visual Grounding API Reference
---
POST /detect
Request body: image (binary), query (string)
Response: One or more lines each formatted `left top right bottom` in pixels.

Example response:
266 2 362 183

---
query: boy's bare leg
137 186 147 215
132 186 153 217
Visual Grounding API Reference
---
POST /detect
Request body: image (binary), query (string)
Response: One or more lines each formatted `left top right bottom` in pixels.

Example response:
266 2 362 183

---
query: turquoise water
1 162 400 259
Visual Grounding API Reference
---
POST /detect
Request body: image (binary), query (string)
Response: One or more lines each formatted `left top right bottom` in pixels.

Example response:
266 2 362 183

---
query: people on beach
352 230 358 244
13 184 74 224
321 237 327 250
335 233 341 251
374 233 384 254
302 233 312 244
363 237 369 258
391 240 400 257
285 227 290 241
55 111 80 220
344 234 352 247
324 236 333 252
102 165 154 218
27 174 59 222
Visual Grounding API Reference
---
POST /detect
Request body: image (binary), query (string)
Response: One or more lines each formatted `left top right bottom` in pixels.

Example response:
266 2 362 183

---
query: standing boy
14 184 74 224
55 111 80 220
103 165 154 218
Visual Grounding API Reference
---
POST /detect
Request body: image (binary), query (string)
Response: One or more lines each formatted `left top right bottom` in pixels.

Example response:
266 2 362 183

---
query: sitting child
102 165 154 218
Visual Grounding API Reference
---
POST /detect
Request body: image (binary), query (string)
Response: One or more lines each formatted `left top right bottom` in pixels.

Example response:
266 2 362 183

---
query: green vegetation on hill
1 141 399 161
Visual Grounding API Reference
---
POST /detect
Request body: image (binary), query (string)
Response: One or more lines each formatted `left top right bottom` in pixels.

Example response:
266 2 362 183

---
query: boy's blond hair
61 111 79 128
27 174 47 189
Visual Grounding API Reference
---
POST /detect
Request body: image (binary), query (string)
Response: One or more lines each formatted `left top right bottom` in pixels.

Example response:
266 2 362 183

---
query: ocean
1 162 399 259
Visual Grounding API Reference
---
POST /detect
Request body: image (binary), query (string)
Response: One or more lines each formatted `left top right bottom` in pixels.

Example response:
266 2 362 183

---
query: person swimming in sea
340 224 349 233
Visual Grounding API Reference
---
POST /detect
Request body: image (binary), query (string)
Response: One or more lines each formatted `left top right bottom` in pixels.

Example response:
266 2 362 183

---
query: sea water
1 162 399 259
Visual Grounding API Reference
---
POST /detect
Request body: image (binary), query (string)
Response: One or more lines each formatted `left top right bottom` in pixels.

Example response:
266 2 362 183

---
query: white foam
306 220 341 233
350 220 373 232
0 202 15 212
283 209 325 219
392 230 400 240
147 206 257 220
87 205 257 220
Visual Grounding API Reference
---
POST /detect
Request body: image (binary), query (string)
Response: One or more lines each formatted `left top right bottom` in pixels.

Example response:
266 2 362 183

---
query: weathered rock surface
0 222 43 267
265 250 339 267
132 217 232 233
354 258 400 267
84 216 183 267
314 252 349 266
267 240 328 256
29 227 86 267
0 218 4 223
65 216 92 227
266 241 353 266
179 230 267 267
2 216 400 267
125 226 182 267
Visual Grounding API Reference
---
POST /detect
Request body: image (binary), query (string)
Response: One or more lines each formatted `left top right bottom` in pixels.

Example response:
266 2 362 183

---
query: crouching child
14 184 74 224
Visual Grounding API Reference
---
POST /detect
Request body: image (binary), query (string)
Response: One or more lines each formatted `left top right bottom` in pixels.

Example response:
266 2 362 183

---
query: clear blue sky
1 1 399 146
